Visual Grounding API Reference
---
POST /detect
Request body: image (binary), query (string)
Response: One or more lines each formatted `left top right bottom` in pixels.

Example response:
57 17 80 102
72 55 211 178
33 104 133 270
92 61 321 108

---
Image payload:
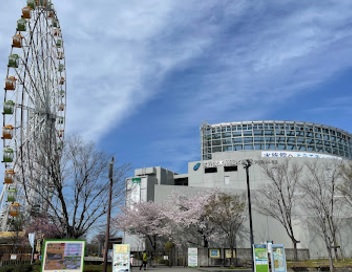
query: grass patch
287 258 352 269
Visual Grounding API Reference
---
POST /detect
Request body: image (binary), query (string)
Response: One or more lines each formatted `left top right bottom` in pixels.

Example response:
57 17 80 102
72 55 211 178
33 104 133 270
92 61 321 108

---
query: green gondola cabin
17 18 26 31
3 147 14 163
58 63 64 72
7 188 17 202
8 54 19 68
3 100 15 114
27 0 36 9
56 39 62 48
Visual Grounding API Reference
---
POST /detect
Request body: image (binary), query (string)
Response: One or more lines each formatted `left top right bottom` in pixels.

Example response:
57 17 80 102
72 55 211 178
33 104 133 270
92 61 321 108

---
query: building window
205 167 217 173
224 166 238 172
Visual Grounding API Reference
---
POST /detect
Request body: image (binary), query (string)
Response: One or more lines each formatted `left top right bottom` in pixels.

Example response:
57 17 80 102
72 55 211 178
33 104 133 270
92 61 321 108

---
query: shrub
83 264 112 272
13 264 32 272
0 264 32 272
31 263 41 272
0 265 14 272
0 263 113 272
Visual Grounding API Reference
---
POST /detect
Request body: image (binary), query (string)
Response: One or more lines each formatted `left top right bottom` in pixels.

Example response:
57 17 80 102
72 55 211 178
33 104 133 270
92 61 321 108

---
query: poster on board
188 248 198 267
225 249 236 259
209 248 220 258
112 244 130 272
270 244 287 272
41 240 85 272
253 244 269 272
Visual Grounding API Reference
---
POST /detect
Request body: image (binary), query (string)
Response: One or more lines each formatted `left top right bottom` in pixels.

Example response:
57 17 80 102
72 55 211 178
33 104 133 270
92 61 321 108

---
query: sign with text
42 240 85 272
204 159 277 168
112 244 130 272
262 151 341 160
253 244 269 272
270 244 287 272
188 248 198 267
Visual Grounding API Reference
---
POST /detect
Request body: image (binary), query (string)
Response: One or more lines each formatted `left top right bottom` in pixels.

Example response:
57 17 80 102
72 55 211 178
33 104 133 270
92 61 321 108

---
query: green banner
131 177 141 184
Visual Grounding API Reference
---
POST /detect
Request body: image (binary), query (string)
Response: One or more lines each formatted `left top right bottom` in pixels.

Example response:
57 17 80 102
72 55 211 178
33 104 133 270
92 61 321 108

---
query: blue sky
0 0 352 183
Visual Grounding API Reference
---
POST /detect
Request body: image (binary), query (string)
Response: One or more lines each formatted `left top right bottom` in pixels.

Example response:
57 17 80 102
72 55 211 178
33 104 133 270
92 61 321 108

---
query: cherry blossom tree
116 190 246 246
115 190 246 266
25 216 61 239
114 201 170 259
22 216 62 256
163 191 218 248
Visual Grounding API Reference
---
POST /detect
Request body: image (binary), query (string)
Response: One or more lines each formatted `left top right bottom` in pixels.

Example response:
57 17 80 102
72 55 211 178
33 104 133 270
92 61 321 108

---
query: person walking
139 251 148 270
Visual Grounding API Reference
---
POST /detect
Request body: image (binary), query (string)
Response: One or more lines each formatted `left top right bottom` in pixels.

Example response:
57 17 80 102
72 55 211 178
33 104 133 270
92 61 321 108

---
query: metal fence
129 247 310 268
0 245 32 266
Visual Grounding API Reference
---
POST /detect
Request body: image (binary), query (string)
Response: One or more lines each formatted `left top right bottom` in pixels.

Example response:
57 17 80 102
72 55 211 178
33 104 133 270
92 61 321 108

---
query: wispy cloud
0 0 352 173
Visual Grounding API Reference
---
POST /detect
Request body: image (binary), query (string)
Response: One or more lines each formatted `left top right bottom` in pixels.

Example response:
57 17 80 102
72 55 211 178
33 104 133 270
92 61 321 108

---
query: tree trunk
234 247 238 266
293 241 298 261
328 246 334 272
203 234 209 248
324 235 334 272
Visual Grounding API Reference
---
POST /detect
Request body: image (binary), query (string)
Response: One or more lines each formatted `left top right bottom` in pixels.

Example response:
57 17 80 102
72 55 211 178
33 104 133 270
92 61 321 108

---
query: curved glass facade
201 121 352 160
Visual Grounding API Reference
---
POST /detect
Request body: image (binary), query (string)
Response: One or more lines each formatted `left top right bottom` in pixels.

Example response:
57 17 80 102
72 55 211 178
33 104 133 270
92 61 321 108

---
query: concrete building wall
124 120 352 260
134 167 176 185
154 184 204 202
126 152 352 259
183 150 352 259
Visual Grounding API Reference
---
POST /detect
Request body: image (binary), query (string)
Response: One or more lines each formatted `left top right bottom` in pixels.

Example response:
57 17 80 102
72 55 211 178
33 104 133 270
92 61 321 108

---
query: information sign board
253 244 269 272
188 248 198 267
112 244 130 272
42 240 85 272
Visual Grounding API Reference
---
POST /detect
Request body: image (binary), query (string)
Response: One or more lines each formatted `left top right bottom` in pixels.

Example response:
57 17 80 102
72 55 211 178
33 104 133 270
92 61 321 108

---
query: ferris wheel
0 0 66 231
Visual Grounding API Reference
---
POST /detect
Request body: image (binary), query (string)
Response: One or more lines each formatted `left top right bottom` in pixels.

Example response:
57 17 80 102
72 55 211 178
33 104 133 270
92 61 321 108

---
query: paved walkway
131 266 251 272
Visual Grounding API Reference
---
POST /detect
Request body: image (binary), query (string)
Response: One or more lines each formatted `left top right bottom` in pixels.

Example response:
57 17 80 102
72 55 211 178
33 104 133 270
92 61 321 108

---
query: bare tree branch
25 134 130 238
253 159 302 260
299 159 344 271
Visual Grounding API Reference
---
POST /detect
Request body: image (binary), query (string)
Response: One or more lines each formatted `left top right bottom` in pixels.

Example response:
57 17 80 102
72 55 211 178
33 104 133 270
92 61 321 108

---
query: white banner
28 232 35 249
262 151 341 159
188 248 198 267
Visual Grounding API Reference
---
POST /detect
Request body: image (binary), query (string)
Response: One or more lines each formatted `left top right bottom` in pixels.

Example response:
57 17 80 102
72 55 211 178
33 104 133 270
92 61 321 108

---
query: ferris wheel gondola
0 0 66 231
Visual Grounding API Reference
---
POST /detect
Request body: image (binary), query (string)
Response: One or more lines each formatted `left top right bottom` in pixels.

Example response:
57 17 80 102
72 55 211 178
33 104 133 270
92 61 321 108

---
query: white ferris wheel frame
0 0 66 231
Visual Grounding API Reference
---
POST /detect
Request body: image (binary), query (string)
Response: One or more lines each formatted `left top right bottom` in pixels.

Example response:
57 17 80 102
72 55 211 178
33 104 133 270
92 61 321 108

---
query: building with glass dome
201 120 352 160
125 120 352 260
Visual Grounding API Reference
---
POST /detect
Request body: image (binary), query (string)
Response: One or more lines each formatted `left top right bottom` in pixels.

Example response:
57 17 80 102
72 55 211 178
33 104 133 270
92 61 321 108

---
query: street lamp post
243 159 254 271
103 157 114 272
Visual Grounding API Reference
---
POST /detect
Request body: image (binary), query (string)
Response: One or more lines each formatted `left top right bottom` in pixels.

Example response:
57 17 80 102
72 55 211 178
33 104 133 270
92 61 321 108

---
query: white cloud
0 0 352 173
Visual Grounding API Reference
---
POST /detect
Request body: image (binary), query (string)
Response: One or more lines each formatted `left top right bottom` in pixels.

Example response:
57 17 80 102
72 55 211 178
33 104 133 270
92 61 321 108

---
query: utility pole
243 159 254 271
103 157 114 272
